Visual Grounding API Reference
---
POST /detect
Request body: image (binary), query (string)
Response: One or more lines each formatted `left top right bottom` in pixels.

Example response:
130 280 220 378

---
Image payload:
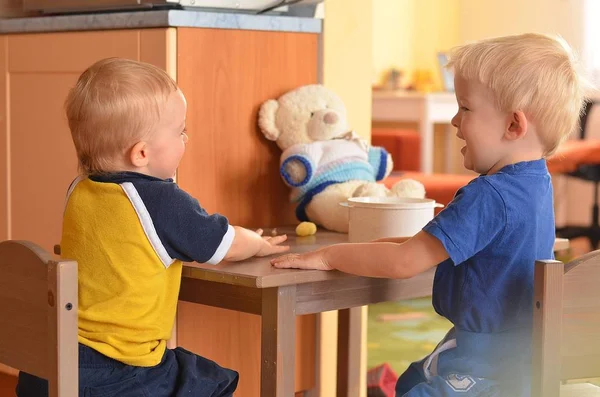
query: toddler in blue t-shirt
272 33 588 396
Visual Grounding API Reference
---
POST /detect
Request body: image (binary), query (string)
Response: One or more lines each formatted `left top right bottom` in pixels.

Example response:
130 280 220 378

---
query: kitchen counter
0 9 322 34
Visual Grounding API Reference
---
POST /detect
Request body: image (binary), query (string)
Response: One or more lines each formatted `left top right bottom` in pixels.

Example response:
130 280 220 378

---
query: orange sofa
371 128 421 171
546 139 600 174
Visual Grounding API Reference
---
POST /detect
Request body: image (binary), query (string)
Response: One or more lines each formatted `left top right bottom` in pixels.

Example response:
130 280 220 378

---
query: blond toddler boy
16 57 289 397
273 33 587 396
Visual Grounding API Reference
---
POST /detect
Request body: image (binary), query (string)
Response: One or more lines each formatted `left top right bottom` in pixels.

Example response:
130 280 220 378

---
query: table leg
261 285 297 397
304 312 325 397
337 306 364 397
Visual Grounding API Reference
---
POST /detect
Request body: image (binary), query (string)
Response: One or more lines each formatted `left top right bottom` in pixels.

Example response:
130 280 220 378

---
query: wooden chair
532 250 600 397
0 240 78 397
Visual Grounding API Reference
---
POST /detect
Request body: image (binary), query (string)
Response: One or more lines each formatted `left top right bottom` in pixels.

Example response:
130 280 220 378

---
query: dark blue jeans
16 344 238 397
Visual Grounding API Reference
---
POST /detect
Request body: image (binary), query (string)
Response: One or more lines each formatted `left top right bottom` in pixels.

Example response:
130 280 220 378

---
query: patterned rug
367 297 452 376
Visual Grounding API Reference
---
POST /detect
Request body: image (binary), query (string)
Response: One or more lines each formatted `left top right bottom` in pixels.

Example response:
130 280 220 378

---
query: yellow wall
372 0 585 91
458 0 584 50
372 0 459 90
323 0 373 140
413 0 459 76
320 1 373 396
372 0 415 85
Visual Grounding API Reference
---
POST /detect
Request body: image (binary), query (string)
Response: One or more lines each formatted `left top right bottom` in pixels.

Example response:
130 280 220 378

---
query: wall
318 1 373 396
372 0 586 91
323 0 373 140
458 0 584 51
372 0 415 86
372 0 459 91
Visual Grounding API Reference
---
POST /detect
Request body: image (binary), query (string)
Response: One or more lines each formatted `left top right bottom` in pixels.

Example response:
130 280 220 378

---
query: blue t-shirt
423 159 555 385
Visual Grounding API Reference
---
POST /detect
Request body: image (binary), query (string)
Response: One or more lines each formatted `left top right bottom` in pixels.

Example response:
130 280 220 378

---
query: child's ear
505 111 528 141
129 141 149 168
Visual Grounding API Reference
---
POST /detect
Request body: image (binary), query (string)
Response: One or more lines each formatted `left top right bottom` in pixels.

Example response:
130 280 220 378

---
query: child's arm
271 231 448 279
223 226 289 262
272 178 508 278
372 236 411 244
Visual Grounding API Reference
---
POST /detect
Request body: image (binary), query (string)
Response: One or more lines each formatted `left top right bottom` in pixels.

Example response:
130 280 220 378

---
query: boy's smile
452 75 513 175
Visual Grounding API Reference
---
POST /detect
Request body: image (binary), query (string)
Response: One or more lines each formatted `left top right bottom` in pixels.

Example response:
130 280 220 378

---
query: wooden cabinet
177 27 308 227
0 26 318 397
0 29 174 251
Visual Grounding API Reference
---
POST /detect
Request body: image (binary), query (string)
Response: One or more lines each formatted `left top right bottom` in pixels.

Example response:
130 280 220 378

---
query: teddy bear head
258 84 349 151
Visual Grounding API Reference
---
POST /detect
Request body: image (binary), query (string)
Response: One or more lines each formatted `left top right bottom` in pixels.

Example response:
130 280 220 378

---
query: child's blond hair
447 33 586 156
65 58 178 174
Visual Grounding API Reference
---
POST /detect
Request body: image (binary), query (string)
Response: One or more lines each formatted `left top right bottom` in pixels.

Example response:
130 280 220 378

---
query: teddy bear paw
352 182 389 198
389 179 426 199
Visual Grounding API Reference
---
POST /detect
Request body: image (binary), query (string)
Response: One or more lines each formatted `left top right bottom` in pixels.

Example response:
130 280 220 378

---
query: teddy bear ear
258 99 281 141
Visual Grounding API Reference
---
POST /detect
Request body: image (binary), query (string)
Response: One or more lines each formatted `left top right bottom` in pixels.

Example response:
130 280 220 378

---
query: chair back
532 250 600 397
0 240 78 397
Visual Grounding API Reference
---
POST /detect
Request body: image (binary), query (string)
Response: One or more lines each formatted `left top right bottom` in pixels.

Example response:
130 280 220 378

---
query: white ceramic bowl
341 197 443 243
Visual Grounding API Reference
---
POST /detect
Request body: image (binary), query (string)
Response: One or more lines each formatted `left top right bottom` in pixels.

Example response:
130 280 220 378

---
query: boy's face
451 75 511 175
146 89 188 179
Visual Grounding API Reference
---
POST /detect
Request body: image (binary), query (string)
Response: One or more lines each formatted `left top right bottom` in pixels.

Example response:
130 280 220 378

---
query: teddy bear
258 84 425 233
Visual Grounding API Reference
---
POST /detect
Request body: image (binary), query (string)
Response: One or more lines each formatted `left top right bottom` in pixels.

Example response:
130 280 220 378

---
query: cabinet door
176 28 319 397
4 28 174 251
176 27 317 228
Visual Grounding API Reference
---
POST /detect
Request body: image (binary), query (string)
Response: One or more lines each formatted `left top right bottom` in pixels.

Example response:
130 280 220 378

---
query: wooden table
178 232 570 397
372 91 458 174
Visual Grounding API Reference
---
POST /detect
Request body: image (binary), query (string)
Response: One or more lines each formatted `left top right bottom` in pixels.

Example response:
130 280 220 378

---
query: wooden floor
0 372 16 397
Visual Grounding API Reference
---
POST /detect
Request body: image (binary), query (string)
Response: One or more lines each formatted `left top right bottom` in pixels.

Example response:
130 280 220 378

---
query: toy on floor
367 363 398 397
258 84 425 233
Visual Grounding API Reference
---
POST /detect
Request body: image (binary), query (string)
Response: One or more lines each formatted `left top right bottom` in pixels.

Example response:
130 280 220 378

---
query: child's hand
255 229 290 257
270 250 333 271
